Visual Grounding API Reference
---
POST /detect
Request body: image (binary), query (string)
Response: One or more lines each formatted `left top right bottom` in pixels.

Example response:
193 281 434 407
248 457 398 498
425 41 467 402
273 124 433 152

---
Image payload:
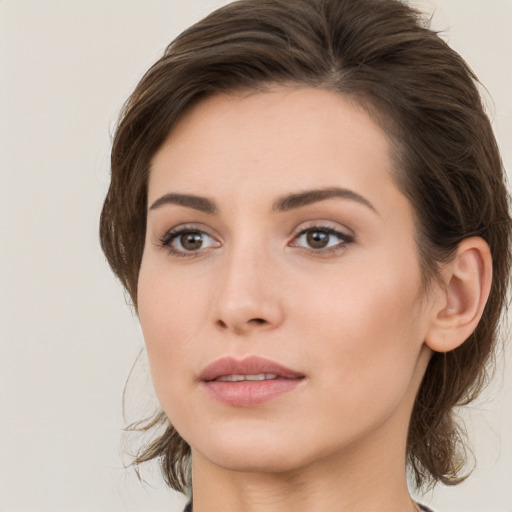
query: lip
200 356 305 407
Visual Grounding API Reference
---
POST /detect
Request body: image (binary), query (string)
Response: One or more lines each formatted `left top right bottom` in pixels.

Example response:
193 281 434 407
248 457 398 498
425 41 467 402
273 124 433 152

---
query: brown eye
179 232 204 251
306 230 329 249
291 226 353 254
161 227 220 256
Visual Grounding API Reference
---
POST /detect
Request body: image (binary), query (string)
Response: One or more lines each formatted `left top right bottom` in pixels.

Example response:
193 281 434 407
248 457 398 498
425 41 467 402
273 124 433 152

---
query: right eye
160 228 220 256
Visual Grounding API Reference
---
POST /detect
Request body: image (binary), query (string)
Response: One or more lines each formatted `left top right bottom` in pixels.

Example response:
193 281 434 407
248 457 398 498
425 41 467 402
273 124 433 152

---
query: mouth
200 355 304 381
200 356 305 407
214 373 279 382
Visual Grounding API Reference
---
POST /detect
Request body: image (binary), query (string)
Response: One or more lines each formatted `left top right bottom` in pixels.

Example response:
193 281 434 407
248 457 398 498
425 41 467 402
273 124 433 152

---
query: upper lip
200 356 305 382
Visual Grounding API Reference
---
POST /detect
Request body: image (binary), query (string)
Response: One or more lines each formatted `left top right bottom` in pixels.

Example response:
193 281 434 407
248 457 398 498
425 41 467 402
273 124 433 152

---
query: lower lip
203 378 302 407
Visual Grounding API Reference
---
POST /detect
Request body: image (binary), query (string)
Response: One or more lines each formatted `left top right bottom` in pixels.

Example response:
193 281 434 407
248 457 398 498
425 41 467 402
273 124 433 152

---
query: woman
100 0 511 510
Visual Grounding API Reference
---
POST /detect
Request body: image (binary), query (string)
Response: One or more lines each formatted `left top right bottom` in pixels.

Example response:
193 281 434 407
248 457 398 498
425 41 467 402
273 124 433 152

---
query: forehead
148 87 402 214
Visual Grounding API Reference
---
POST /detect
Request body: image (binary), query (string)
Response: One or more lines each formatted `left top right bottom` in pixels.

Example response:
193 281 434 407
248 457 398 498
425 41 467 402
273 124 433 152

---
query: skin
137 87 457 511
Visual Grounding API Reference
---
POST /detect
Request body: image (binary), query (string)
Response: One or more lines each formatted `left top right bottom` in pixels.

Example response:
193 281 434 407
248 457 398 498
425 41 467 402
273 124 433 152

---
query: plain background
1 1 511 510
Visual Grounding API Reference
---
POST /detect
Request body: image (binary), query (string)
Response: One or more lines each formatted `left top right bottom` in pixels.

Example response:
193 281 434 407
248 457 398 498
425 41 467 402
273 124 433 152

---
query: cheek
137 262 203 398
295 258 426 404
138 254 209 338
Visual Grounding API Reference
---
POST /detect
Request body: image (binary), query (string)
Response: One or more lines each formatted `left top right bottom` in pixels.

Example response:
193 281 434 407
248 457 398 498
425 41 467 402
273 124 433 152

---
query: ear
425 237 492 353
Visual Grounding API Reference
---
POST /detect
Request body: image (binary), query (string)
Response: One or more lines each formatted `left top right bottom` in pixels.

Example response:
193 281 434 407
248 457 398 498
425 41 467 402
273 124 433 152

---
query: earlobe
425 237 492 353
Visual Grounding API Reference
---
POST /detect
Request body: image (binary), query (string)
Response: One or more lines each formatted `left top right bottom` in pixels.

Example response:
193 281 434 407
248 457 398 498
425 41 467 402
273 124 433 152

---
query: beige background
1 1 510 510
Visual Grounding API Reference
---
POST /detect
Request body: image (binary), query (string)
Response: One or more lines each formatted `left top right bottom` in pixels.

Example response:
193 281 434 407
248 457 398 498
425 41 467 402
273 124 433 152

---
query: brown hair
100 0 511 492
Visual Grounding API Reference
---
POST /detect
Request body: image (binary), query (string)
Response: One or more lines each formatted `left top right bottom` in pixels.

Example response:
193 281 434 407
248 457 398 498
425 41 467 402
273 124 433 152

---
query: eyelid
157 224 221 256
290 220 354 240
289 222 355 254
155 221 354 258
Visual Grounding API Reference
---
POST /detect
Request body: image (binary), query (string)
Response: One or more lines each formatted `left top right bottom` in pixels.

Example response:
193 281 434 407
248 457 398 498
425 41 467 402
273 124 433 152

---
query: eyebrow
271 187 378 214
149 187 377 215
149 193 218 214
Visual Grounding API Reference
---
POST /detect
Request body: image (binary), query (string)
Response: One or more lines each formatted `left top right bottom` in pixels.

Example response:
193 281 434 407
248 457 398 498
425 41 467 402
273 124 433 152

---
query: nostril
215 317 269 331
216 319 228 329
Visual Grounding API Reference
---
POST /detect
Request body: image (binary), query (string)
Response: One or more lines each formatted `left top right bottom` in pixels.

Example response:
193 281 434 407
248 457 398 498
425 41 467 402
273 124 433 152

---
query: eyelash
158 225 217 258
158 224 354 257
291 225 354 255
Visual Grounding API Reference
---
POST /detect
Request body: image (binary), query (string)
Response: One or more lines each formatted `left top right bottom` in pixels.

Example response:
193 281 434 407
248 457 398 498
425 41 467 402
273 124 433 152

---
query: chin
198 446 311 475
186 423 316 474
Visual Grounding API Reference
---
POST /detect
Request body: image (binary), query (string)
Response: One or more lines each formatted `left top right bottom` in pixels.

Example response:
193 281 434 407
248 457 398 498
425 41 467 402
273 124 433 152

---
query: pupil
181 232 203 250
307 230 329 249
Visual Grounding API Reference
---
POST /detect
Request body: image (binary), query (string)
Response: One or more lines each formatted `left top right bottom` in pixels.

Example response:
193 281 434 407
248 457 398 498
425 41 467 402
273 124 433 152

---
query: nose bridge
213 233 283 333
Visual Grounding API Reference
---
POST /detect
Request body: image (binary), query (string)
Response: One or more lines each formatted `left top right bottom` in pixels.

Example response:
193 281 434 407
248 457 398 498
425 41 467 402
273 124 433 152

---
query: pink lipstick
200 356 305 407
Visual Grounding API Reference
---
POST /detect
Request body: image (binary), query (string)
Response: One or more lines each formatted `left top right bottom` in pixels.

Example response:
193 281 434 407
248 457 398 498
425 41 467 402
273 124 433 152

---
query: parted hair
100 0 511 492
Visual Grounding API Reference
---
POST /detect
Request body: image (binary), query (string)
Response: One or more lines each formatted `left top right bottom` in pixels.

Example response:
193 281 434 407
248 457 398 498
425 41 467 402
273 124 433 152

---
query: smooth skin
138 87 492 512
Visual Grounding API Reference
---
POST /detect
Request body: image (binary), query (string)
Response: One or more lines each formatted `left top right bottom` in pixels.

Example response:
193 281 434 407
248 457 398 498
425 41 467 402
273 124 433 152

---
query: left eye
292 227 352 251
162 229 219 255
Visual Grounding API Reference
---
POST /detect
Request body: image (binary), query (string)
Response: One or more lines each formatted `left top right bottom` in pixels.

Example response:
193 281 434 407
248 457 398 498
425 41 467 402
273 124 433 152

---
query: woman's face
138 87 436 474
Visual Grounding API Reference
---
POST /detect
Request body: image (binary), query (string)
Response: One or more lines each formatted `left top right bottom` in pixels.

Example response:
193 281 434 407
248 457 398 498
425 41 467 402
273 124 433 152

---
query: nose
212 242 285 335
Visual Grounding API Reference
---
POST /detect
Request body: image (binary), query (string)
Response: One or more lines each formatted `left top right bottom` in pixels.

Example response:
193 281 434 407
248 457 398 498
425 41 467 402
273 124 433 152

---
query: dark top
184 500 434 511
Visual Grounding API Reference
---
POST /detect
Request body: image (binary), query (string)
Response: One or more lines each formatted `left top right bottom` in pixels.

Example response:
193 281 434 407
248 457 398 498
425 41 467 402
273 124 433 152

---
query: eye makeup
290 225 354 256
156 221 354 259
